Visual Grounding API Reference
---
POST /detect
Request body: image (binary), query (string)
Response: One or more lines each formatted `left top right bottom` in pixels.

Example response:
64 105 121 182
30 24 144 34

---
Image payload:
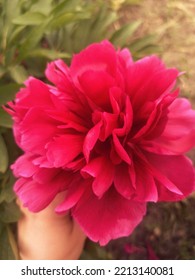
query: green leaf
7 226 20 260
0 108 13 128
3 0 20 25
12 12 46 26
0 226 16 260
30 0 53 15
88 8 118 41
28 48 71 60
92 6 116 29
129 34 157 52
51 0 81 17
0 83 20 105
1 0 21 50
17 23 47 61
110 20 142 47
0 135 9 174
3 128 21 162
95 11 118 38
71 8 118 52
4 47 16 66
47 27 73 53
0 172 15 203
9 65 28 83
0 201 21 223
0 66 6 79
47 12 81 30
8 25 25 45
71 20 91 52
135 44 161 57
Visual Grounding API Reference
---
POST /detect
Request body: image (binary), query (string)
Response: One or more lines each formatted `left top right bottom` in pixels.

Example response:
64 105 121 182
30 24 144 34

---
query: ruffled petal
145 152 195 201
126 55 165 100
72 188 146 245
45 59 74 94
11 154 37 178
83 121 102 162
99 112 119 141
153 98 195 154
70 41 117 85
112 133 131 164
14 173 67 212
78 70 115 109
20 107 58 154
55 179 90 213
17 77 53 108
81 156 114 197
46 134 84 168
114 163 135 198
132 68 178 109
133 159 158 202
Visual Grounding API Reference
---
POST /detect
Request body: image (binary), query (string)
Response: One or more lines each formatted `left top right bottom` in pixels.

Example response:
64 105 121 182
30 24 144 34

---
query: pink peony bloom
8 41 195 245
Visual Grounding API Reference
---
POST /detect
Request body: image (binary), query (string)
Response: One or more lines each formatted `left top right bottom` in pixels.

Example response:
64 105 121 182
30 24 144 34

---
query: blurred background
0 0 195 259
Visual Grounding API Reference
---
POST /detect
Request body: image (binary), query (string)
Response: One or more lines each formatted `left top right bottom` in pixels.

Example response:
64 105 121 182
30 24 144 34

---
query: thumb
17 194 86 260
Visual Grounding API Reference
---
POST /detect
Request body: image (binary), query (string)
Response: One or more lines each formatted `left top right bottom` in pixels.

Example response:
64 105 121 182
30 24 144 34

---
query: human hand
17 193 86 260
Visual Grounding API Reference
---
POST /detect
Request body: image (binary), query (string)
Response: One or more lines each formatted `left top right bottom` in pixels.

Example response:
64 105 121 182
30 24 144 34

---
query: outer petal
132 91 177 140
70 41 117 85
126 56 164 99
55 179 91 213
14 173 66 212
33 168 61 184
132 68 178 109
145 152 195 201
15 77 53 108
45 59 74 94
13 154 77 211
153 98 195 154
72 188 146 245
20 107 59 154
117 48 133 69
11 154 37 178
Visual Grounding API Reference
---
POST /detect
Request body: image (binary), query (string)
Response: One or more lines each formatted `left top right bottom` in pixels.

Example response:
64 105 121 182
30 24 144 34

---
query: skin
17 193 86 260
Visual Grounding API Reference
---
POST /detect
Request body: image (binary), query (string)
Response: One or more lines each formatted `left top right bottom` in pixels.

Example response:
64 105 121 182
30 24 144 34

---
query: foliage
0 0 158 259
0 130 21 259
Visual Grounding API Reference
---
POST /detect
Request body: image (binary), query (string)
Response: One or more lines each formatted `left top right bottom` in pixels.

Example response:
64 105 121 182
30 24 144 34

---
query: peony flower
7 41 195 245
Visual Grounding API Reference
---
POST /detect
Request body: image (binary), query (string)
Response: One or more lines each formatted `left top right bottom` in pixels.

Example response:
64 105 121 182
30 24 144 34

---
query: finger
17 193 86 260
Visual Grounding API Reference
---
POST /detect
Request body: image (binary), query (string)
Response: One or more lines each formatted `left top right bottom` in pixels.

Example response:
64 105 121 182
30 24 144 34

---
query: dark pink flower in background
7 41 195 245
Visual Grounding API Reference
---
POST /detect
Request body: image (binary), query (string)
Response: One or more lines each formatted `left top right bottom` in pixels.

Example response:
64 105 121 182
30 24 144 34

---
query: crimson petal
55 179 90 213
70 41 117 85
46 134 84 168
11 154 37 178
72 188 146 245
14 174 67 212
114 163 135 198
154 98 195 154
81 156 114 197
146 152 195 201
